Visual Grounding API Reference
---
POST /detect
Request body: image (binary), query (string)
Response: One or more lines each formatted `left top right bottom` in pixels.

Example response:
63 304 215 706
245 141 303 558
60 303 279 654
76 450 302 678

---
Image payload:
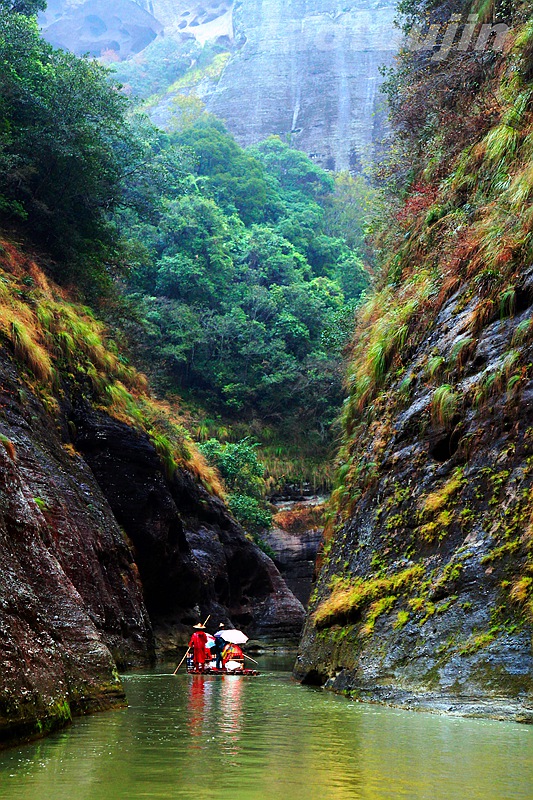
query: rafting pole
243 653 259 665
173 649 190 675
173 614 212 675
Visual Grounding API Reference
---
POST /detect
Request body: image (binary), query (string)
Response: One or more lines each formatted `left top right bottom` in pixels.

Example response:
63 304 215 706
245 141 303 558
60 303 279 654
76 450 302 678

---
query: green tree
0 0 45 15
0 10 140 285
198 438 266 497
199 438 273 536
172 119 276 225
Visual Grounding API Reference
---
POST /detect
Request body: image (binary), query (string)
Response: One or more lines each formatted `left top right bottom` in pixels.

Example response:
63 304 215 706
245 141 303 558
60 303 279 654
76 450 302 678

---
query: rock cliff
0 350 152 748
40 0 163 58
0 239 303 747
264 501 324 604
41 0 399 171
206 0 399 170
70 405 305 653
295 12 533 721
295 270 533 721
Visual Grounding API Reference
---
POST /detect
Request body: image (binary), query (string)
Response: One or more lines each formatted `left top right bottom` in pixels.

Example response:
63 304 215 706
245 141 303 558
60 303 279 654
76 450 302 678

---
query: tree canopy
0 5 139 286
119 121 370 431
0 5 373 486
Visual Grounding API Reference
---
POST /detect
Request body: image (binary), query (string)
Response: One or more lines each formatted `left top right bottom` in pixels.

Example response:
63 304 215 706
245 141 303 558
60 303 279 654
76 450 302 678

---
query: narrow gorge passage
1 1 533 798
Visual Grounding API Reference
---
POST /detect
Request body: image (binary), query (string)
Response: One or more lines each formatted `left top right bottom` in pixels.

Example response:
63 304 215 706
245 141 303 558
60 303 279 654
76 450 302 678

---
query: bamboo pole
173 649 190 675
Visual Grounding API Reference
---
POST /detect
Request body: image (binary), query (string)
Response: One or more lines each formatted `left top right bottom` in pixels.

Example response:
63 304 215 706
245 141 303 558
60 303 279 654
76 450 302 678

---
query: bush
227 494 272 535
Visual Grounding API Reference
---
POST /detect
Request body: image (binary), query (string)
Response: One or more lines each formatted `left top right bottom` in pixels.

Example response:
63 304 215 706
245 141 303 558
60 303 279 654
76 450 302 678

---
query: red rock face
0 354 153 749
0 343 305 747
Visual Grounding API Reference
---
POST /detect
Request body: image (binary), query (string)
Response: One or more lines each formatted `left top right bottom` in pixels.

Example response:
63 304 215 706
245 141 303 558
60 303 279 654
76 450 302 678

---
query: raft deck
187 667 260 676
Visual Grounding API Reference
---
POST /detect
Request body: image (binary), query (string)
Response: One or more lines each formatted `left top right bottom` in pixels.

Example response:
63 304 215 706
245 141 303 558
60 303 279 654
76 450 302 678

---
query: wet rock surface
263 526 322 605
0 353 153 748
295 270 533 722
0 349 303 747
70 404 305 655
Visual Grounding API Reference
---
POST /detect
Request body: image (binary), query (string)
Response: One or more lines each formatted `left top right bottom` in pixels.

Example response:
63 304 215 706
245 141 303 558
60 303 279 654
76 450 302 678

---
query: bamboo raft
187 666 260 676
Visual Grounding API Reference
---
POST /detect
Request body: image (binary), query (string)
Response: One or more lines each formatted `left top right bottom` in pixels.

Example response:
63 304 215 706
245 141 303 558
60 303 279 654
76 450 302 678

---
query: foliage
273 504 326 533
0 0 44 14
111 36 202 100
331 1 533 506
0 8 143 283
431 385 459 425
0 239 223 496
199 438 273 533
322 171 381 268
121 121 369 444
227 495 273 536
172 118 275 226
198 438 266 498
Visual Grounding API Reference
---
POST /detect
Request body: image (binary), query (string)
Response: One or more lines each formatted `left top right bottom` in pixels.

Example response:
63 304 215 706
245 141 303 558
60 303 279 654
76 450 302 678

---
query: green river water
0 660 532 800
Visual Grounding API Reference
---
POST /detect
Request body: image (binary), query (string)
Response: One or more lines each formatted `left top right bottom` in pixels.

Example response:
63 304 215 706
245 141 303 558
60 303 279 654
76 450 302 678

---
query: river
0 659 532 800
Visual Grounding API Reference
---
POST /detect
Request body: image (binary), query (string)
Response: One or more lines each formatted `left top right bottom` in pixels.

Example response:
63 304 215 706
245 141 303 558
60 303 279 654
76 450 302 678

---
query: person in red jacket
189 623 208 672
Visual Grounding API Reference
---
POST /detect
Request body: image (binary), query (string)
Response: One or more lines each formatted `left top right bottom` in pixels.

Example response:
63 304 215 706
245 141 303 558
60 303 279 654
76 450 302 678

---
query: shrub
227 494 272 535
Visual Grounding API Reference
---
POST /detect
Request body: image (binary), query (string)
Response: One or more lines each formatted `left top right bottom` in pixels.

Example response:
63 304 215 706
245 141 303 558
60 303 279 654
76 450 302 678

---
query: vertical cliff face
40 0 398 170
206 0 398 170
295 12 533 721
295 272 533 721
0 352 153 748
39 0 163 57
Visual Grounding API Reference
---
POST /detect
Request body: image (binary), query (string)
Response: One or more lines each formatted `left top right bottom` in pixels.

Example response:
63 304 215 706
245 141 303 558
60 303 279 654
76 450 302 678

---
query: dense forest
0 0 374 518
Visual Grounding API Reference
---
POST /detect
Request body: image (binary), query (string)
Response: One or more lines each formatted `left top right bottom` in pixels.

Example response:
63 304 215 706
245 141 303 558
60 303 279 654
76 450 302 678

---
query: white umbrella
219 629 248 645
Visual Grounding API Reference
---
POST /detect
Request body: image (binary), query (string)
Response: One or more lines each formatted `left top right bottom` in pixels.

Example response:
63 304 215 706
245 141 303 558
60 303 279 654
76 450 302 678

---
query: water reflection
0 664 532 800
219 676 244 760
187 675 210 744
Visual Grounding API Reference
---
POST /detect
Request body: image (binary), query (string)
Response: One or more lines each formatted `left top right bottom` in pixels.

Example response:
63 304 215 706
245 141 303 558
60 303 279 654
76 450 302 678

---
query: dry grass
0 434 16 461
0 238 223 498
273 503 325 533
431 385 459 426
509 576 533 621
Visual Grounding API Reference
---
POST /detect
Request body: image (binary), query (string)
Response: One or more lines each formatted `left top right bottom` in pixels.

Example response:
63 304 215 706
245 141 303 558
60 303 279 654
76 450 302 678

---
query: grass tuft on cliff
0 238 223 497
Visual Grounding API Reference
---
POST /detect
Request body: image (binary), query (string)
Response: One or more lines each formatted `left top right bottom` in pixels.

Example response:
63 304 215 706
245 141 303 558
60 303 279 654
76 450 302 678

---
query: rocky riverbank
0 241 304 748
294 8 533 721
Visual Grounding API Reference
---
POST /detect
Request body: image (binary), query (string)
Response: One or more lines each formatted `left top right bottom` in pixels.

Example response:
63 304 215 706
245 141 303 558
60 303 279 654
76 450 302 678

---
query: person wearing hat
188 623 208 673
213 623 226 671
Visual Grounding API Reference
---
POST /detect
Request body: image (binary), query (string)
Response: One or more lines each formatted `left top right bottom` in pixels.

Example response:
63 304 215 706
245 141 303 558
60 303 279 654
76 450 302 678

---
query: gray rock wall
41 0 399 170
205 0 399 170
294 267 533 723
